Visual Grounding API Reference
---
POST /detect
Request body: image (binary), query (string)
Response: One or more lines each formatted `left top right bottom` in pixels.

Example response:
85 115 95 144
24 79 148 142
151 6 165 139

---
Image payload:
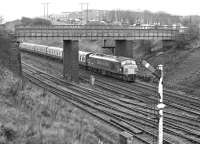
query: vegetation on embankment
0 66 118 144
0 28 21 75
142 24 200 95
0 26 118 144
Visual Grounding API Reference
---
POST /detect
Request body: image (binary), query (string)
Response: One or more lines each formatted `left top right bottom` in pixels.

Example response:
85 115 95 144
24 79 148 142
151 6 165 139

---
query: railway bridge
15 24 182 82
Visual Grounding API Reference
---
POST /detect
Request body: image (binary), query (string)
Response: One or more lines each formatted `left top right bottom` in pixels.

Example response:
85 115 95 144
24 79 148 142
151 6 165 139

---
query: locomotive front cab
79 51 92 66
121 59 138 81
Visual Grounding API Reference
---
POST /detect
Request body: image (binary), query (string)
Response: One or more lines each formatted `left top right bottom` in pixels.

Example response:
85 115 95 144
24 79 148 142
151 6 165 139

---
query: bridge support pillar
115 40 133 58
162 40 176 50
63 40 79 83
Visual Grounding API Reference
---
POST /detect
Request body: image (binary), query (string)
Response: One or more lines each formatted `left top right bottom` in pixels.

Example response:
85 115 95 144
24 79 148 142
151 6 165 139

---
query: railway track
22 62 200 144
80 74 200 123
81 71 200 117
78 74 200 142
22 64 159 144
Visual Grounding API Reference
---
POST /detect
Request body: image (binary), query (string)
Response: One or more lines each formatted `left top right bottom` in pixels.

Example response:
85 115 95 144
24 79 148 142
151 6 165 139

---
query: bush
139 40 153 55
21 17 52 26
175 24 199 49
21 17 32 26
31 18 52 26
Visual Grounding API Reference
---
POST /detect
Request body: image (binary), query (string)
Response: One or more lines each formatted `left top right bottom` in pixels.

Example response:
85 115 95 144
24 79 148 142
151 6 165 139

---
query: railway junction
20 54 200 144
12 24 200 144
1 0 200 142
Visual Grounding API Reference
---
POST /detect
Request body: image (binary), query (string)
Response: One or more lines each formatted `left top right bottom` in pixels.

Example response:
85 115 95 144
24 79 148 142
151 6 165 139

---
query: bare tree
0 16 3 24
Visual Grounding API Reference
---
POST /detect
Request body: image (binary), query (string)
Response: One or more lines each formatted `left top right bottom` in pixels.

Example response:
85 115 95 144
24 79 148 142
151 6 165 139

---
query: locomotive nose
123 65 136 75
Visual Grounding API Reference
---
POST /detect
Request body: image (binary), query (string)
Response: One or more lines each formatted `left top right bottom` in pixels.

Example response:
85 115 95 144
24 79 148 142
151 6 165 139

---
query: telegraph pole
115 9 118 23
41 2 50 18
0 16 3 24
86 3 88 23
46 2 50 18
80 2 89 24
41 3 46 18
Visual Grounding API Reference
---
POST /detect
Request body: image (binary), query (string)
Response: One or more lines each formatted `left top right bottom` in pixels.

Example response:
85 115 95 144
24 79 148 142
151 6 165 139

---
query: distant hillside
55 9 200 26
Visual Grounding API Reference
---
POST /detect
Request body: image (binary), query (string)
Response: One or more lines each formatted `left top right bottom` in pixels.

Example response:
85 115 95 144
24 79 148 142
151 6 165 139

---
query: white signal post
157 64 165 144
140 60 166 143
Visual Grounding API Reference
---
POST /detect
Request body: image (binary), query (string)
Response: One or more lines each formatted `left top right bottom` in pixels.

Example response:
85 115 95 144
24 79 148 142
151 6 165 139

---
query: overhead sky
1 0 200 22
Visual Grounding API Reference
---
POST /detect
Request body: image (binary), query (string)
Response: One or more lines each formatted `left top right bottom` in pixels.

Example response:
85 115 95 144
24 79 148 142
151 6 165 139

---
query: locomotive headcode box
119 131 134 144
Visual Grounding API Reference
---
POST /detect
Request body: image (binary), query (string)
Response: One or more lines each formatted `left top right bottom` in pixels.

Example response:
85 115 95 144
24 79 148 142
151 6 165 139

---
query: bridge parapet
15 25 181 41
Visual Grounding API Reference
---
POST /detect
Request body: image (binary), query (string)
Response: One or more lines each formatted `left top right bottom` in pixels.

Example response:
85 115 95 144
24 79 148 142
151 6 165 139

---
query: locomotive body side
87 53 138 81
87 54 122 74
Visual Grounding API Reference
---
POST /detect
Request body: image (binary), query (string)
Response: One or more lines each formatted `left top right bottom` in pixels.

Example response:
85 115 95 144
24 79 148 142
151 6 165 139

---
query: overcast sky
1 0 200 22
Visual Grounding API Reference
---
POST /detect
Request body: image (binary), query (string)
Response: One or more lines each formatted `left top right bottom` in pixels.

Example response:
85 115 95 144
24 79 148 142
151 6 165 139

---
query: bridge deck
15 25 180 40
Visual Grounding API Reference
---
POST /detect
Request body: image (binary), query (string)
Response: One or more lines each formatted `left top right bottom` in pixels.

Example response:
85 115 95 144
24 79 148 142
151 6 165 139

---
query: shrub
21 17 52 26
139 40 153 55
175 24 200 49
31 18 52 26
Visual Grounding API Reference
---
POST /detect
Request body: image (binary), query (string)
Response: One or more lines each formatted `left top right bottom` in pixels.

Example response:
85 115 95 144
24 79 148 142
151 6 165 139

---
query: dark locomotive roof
90 53 136 63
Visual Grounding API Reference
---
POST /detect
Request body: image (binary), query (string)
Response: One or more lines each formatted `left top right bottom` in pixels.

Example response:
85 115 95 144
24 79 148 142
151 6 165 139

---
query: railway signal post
90 75 95 86
140 60 166 144
157 64 165 144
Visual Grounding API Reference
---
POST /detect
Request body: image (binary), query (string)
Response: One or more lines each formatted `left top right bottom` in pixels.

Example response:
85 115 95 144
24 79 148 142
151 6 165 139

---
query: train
19 42 138 82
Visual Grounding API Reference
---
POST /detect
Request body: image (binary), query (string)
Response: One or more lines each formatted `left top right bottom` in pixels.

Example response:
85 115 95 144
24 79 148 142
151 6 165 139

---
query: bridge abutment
115 40 133 58
63 40 79 83
162 40 176 50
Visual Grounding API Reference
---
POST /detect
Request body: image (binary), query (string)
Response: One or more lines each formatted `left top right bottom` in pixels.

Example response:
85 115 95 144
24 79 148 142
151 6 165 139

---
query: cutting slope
147 47 200 95
0 27 21 75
